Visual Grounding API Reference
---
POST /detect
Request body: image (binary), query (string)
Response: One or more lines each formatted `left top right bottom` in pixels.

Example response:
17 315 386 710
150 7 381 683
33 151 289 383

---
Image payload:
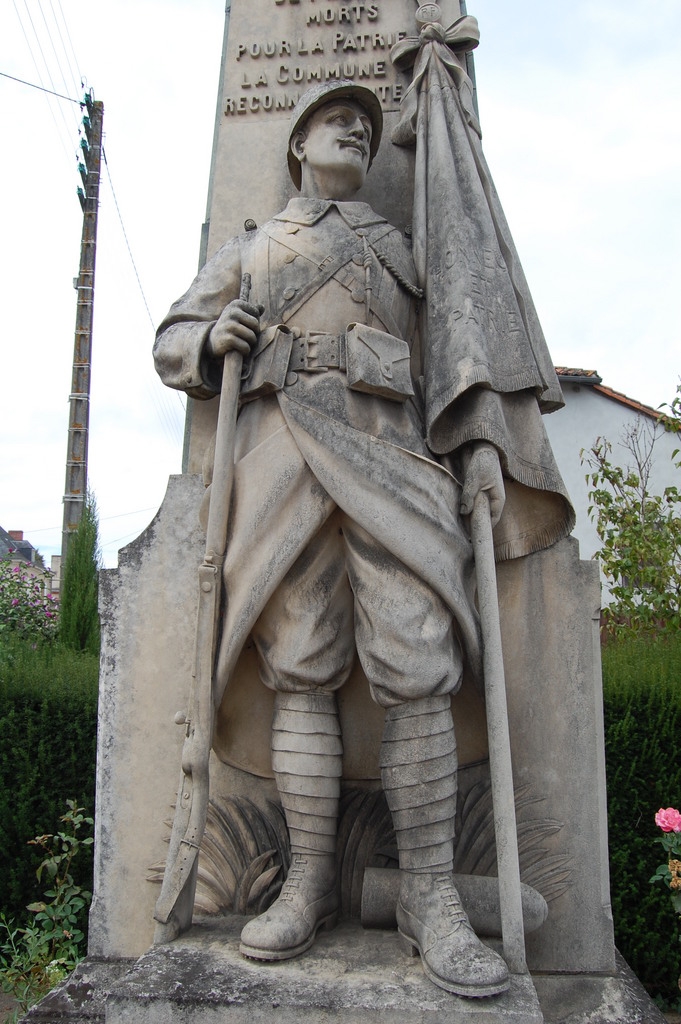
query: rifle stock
154 277 251 938
153 561 219 935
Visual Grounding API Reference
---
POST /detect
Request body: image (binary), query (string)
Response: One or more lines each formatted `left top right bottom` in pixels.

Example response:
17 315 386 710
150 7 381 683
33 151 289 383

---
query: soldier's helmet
287 80 383 190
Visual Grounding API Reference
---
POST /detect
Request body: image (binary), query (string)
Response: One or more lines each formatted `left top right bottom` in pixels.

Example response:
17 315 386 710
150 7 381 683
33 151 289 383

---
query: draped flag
391 7 565 459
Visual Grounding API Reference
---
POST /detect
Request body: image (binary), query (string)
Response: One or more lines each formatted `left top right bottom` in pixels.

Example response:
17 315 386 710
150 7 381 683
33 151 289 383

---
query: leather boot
381 695 510 998
240 691 341 960
397 872 510 997
239 851 337 960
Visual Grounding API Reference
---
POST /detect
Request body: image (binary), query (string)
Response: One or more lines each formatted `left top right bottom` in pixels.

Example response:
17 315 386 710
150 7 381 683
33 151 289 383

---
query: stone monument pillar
24 3 668 1022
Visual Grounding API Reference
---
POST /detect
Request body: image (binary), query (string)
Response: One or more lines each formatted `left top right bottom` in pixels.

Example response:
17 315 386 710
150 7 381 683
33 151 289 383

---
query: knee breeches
252 509 462 708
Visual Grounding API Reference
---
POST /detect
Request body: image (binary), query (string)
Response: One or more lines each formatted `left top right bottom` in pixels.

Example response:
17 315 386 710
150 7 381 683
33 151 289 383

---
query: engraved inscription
306 4 380 24
225 0 409 117
448 247 522 339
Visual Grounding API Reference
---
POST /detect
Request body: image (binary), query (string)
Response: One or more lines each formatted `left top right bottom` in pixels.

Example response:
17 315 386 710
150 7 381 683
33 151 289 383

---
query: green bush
0 636 98 922
0 801 94 1018
602 635 681 1007
582 384 680 639
0 561 58 643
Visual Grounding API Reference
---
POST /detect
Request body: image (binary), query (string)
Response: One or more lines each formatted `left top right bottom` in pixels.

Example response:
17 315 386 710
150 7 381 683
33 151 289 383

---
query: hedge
0 636 98 920
602 635 681 1007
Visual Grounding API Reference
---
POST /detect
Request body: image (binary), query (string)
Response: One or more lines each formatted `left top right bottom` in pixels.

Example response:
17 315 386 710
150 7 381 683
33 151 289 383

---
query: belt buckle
301 330 330 372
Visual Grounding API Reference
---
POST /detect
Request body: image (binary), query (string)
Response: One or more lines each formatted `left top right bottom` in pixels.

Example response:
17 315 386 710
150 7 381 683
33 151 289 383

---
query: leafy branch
0 801 93 1019
581 384 681 638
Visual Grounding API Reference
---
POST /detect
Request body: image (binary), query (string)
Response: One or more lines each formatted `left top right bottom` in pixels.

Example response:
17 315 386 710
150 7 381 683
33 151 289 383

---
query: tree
59 492 101 655
581 385 681 638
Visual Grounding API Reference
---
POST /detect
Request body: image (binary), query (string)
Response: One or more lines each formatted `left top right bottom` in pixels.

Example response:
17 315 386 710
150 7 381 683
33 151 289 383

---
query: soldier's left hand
460 443 505 527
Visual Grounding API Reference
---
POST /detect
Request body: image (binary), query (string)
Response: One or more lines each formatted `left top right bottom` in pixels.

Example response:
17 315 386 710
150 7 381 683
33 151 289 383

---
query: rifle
154 275 252 941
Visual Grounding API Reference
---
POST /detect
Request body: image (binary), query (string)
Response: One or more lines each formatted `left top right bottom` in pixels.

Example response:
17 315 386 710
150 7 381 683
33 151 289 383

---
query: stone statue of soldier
154 80 573 999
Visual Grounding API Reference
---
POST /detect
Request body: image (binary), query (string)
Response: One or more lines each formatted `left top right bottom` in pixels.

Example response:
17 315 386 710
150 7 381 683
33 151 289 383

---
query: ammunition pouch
240 325 293 400
241 322 414 404
345 323 414 403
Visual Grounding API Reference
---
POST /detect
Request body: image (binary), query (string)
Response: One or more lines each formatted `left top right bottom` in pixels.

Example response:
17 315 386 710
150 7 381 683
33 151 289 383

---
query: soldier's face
293 100 372 198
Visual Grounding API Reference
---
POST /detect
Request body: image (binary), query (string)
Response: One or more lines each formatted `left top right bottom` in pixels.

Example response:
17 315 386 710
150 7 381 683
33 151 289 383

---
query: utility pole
61 92 103 562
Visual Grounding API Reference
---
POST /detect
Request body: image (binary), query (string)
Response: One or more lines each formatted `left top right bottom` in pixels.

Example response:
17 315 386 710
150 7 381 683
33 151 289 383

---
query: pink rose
655 808 681 833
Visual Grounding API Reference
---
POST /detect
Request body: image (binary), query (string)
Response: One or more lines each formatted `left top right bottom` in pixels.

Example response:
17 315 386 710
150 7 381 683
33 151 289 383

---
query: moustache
338 137 368 157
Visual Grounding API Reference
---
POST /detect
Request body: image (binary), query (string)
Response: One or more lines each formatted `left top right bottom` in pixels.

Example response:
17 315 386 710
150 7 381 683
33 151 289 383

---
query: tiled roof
591 384 661 420
555 368 661 420
555 367 602 384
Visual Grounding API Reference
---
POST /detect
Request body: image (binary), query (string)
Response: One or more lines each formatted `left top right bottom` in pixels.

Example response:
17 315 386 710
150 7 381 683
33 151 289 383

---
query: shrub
0 636 98 921
0 561 58 643
582 386 681 638
602 635 681 1007
0 801 93 1019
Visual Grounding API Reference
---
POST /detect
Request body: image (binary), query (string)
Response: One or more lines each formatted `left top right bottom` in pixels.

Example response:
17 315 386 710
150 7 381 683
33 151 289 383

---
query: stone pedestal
105 919 543 1024
23 921 668 1024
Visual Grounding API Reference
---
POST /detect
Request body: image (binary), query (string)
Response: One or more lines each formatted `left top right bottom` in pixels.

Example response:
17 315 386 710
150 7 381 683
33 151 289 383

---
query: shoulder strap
260 221 395 325
260 221 359 324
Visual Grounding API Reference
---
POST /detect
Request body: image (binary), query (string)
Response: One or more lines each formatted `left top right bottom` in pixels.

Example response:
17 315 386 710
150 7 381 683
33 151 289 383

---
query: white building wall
543 383 678 600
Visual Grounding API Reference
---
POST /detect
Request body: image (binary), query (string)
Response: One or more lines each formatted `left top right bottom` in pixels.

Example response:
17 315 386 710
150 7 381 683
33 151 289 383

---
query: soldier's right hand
206 299 262 358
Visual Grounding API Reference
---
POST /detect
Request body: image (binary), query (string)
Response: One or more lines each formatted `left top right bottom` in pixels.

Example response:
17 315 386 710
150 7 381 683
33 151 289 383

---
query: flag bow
391 11 481 147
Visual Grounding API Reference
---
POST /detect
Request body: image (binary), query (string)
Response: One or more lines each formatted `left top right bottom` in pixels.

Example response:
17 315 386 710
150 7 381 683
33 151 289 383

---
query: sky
1 0 679 570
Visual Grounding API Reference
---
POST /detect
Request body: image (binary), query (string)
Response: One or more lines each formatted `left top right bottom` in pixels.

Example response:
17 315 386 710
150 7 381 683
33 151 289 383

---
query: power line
102 148 157 332
101 148 187 436
11 0 78 172
6 10 185 519
37 0 81 134
0 69 79 103
24 506 161 534
48 0 82 99
101 506 160 523
55 0 82 90
9 5 185 449
18 0 75 154
101 528 153 551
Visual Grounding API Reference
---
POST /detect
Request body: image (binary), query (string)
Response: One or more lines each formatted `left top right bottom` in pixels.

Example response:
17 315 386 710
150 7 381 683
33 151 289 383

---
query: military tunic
154 198 570 709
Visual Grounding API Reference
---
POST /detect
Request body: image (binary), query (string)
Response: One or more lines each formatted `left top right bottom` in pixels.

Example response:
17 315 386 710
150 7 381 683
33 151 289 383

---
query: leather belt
287 331 347 373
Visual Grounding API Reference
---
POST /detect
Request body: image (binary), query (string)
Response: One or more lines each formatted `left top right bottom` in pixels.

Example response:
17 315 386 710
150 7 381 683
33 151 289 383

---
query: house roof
0 525 37 563
555 367 602 385
555 368 661 421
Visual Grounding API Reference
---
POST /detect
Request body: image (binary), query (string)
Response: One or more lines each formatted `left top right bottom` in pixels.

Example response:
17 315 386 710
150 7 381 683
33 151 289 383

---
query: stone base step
105 916 542 1024
22 917 668 1024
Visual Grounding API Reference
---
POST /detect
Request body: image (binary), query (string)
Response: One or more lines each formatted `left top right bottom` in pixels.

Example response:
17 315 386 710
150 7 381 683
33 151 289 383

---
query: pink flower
655 808 681 833
11 598 19 606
